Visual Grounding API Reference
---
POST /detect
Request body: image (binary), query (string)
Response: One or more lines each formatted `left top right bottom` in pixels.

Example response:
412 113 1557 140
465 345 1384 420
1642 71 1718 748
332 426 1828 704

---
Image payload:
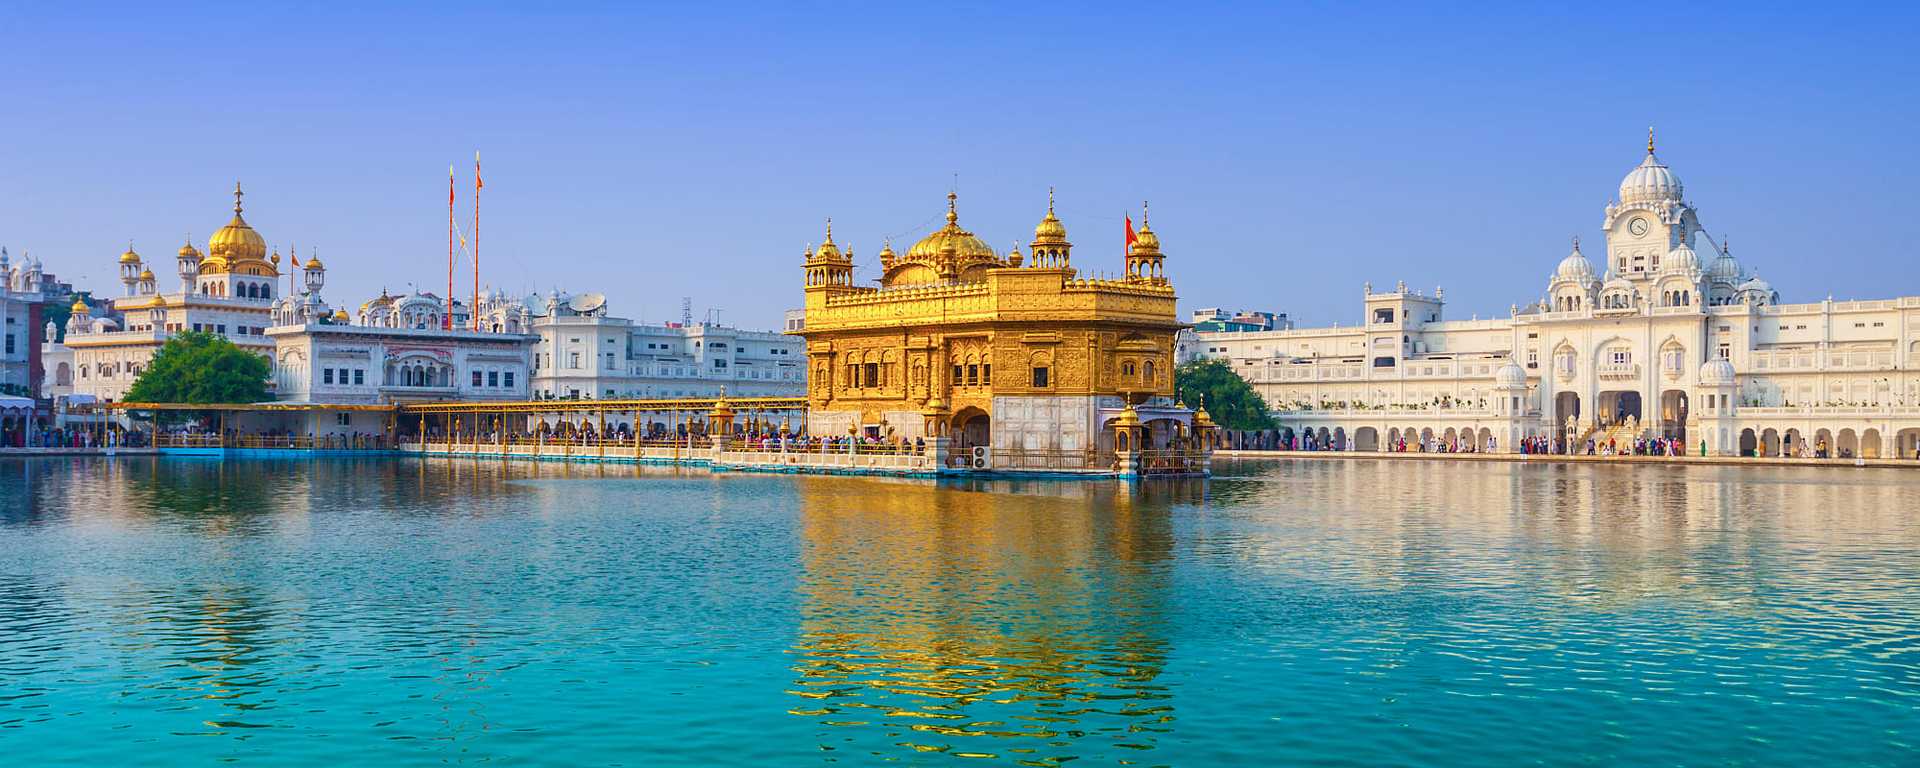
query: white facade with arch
1189 142 1920 458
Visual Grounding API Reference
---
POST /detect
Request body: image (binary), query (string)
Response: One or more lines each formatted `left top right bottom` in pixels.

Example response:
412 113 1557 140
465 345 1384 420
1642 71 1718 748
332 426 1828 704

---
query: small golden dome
119 244 142 264
70 298 89 313
1129 203 1162 255
1033 187 1068 243
139 268 155 281
178 239 201 259
332 309 350 322
814 218 842 261
305 255 325 270
1112 404 1143 429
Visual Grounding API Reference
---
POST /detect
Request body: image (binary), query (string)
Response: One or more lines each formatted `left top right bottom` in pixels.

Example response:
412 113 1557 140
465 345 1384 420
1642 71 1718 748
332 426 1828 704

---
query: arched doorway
1659 389 1688 442
1354 427 1379 451
1555 392 1581 423
1738 428 1757 457
1814 428 1834 457
1897 428 1920 459
1761 428 1781 458
1598 390 1643 428
1477 427 1494 452
952 407 990 452
1861 428 1883 458
1838 428 1859 459
1784 428 1804 457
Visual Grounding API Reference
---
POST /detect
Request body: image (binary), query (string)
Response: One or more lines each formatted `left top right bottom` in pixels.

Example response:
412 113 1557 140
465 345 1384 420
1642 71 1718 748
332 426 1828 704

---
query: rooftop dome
1620 133 1683 204
119 244 141 264
1738 274 1773 294
1708 241 1741 282
1554 237 1595 282
69 298 89 314
1033 188 1068 243
905 192 996 263
1699 358 1736 386
814 219 843 261
1129 209 1162 256
1664 239 1701 273
206 182 269 269
1493 361 1527 387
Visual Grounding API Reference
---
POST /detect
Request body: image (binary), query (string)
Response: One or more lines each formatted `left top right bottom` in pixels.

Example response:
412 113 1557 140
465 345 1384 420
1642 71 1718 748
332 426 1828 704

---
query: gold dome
119 244 141 264
905 192 997 262
206 182 271 272
178 239 201 259
814 218 843 261
1129 204 1162 255
332 309 350 322
1033 187 1068 243
138 268 155 281
305 255 325 270
70 298 89 313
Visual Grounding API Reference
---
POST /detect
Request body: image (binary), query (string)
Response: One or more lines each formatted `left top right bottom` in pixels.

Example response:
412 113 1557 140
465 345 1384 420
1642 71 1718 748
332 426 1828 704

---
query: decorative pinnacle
1141 200 1150 227
946 191 958 225
1571 234 1581 251
823 217 833 243
1047 186 1056 215
1647 126 1656 155
233 181 244 214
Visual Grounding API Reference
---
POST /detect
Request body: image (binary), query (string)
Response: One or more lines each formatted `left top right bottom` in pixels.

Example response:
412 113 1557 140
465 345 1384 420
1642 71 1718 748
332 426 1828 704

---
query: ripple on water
0 457 1915 766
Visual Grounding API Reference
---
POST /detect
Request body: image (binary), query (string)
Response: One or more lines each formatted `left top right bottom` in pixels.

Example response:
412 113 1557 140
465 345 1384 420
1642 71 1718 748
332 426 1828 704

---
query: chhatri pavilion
796 191 1203 468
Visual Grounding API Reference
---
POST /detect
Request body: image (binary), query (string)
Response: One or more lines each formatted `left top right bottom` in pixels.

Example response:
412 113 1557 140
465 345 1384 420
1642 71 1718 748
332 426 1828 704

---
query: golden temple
797 190 1198 467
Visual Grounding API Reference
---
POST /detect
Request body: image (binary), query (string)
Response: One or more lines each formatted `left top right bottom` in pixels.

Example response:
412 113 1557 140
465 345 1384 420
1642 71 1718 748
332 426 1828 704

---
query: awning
0 395 35 413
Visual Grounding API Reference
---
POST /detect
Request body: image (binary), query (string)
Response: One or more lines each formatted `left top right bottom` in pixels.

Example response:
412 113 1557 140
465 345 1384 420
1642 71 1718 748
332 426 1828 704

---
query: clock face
1629 217 1649 236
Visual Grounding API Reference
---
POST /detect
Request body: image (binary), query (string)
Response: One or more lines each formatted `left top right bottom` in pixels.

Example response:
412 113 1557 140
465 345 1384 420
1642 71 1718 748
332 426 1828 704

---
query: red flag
1125 214 1139 249
291 249 302 268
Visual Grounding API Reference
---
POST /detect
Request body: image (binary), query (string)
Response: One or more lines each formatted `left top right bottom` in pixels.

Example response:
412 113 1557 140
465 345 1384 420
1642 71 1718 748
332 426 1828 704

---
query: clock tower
1601 130 1701 283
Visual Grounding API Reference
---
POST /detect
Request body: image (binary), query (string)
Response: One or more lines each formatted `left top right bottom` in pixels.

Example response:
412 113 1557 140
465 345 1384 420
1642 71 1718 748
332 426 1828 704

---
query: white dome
1664 240 1701 273
1493 362 1527 387
1699 358 1736 386
1620 153 1684 204
1738 275 1772 293
1708 247 1741 282
1554 241 1595 282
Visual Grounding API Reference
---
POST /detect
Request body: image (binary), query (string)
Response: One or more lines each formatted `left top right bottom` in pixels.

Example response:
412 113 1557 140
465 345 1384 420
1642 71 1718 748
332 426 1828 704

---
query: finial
1571 234 1581 252
233 181 245 214
1047 186 1056 215
823 216 833 243
1647 126 1656 155
946 191 958 225
1141 200 1150 227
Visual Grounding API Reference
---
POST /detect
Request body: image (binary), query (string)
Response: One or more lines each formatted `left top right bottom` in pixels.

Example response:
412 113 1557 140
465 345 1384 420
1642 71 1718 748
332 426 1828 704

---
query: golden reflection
788 478 1184 763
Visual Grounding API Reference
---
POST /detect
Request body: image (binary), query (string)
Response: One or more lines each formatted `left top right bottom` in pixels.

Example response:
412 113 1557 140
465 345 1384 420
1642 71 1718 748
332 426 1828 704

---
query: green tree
1174 359 1275 430
124 331 272 404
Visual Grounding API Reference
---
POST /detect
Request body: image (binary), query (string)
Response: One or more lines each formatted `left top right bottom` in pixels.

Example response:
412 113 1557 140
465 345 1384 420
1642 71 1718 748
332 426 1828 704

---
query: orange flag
1125 214 1138 249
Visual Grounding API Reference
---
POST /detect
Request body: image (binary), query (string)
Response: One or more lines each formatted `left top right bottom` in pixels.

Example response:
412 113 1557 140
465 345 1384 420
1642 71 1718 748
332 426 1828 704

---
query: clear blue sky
2 2 1914 329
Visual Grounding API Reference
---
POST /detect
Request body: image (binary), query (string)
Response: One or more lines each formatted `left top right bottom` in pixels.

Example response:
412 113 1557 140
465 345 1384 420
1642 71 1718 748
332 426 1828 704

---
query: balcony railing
1596 362 1641 380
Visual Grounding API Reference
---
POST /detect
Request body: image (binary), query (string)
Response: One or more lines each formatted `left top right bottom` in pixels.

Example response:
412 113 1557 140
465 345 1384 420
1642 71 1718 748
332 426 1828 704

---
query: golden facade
797 191 1186 456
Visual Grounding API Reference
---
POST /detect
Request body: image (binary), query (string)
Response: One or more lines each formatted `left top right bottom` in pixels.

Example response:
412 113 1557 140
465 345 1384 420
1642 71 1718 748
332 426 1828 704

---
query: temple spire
233 181 245 214
1647 126 1656 155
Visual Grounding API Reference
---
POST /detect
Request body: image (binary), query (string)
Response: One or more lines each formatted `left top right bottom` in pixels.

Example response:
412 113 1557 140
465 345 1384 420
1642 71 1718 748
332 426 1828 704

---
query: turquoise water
1 457 1917 766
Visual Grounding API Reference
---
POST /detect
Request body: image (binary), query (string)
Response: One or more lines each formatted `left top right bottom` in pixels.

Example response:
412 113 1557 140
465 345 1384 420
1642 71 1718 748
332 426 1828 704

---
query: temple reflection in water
787 477 1200 763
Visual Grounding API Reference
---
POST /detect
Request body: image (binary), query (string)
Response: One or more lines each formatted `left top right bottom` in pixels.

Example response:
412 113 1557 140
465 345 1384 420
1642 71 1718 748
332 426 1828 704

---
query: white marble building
49 185 286 402
0 248 47 395
1190 139 1920 458
528 291 803 400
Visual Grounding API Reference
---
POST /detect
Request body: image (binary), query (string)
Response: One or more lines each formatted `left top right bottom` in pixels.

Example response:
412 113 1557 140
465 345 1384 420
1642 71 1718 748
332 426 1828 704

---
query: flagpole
472 151 481 331
447 165 455 330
